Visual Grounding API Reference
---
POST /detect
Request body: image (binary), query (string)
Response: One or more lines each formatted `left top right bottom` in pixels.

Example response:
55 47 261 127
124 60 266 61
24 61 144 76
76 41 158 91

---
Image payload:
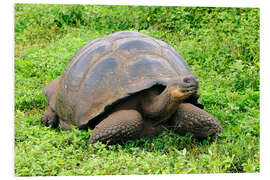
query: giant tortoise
41 31 222 144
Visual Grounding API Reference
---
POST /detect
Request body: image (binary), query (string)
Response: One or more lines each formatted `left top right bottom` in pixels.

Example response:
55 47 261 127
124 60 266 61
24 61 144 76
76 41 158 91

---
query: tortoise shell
44 31 195 127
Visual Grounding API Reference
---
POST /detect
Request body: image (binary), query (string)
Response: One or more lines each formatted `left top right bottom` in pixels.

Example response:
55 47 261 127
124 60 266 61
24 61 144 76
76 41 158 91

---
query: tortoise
41 31 222 144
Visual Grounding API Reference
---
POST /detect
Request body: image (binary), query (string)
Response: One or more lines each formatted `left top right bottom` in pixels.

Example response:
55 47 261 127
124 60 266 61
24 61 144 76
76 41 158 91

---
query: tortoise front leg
167 103 222 139
89 110 144 144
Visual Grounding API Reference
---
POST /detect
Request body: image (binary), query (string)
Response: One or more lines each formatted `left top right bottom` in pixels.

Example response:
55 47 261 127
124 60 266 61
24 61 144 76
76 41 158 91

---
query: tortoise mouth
170 87 198 102
181 86 198 93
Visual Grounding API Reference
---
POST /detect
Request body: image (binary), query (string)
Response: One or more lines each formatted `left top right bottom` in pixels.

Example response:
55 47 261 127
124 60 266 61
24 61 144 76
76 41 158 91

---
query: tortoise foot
89 110 144 144
168 103 222 139
41 106 59 129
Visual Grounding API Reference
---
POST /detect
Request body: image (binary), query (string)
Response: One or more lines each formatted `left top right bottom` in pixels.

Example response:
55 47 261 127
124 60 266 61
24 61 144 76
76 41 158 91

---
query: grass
14 4 260 176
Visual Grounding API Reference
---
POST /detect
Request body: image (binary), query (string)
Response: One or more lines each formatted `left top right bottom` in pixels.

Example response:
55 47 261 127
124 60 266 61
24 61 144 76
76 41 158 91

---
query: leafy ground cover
14 4 260 176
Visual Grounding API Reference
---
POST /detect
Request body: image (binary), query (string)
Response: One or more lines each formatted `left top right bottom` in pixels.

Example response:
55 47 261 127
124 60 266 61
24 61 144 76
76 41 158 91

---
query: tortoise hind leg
41 106 59 129
167 103 222 139
89 110 144 144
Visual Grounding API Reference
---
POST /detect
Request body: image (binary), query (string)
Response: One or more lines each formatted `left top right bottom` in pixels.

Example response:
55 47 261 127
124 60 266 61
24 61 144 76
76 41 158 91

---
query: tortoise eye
183 78 191 84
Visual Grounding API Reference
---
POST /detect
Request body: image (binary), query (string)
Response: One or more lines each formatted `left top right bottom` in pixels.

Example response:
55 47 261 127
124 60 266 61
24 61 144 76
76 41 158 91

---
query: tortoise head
168 75 199 102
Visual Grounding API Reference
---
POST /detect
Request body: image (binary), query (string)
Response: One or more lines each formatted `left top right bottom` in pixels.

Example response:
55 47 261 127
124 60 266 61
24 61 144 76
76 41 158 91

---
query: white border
13 0 260 8
2 0 269 180
259 0 269 177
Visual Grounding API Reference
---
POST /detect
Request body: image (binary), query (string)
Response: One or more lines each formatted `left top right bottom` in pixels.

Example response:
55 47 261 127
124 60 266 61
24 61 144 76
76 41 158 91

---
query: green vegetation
14 4 260 176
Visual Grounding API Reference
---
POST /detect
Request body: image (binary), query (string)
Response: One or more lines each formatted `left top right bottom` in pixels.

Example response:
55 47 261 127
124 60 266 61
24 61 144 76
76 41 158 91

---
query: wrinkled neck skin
140 87 182 125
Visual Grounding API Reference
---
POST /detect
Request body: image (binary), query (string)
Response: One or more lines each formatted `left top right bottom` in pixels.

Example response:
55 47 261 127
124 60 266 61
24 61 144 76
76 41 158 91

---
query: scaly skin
88 110 144 144
168 103 223 139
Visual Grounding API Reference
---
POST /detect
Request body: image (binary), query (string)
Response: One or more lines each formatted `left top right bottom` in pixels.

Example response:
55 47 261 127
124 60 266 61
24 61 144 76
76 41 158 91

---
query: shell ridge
61 38 103 91
147 37 183 76
74 49 114 125
129 51 182 77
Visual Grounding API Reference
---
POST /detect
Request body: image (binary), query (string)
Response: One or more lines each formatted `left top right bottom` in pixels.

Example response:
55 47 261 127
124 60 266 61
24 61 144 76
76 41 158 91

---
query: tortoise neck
140 86 180 122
